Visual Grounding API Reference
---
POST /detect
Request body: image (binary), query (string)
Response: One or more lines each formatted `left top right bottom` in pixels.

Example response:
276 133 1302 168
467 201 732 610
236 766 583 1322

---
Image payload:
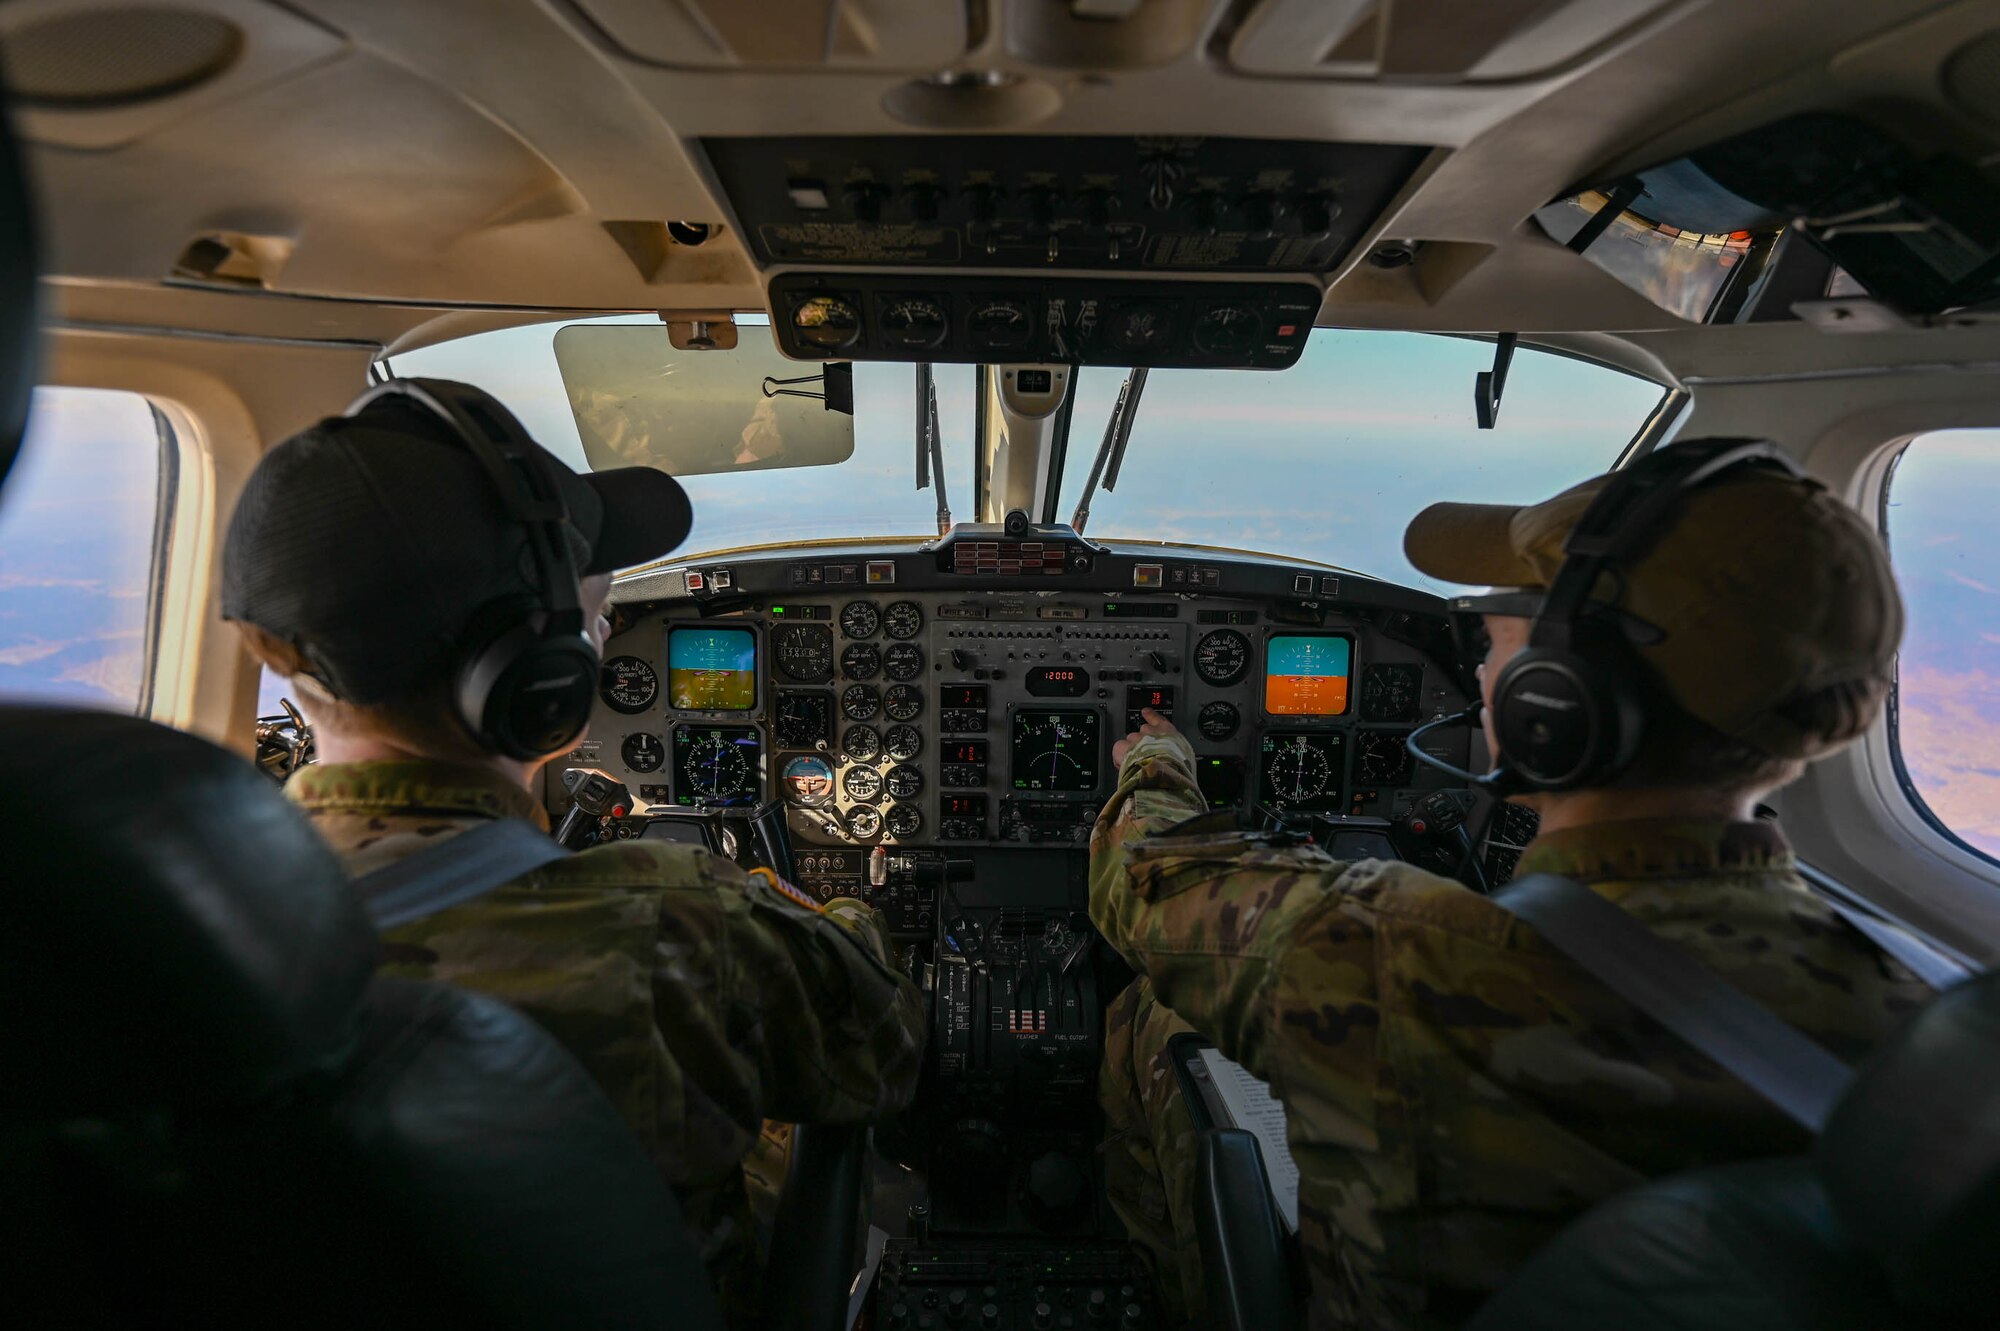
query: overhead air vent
5 7 242 109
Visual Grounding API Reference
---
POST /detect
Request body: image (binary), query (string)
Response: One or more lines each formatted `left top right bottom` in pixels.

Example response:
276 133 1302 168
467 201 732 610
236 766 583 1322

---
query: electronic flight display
672 724 763 806
1010 709 1103 799
668 626 758 711
1264 634 1352 716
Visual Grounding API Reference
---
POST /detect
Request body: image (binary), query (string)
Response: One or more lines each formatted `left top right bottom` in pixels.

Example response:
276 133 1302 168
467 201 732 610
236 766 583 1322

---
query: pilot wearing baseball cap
226 379 923 1324
1088 439 1928 1328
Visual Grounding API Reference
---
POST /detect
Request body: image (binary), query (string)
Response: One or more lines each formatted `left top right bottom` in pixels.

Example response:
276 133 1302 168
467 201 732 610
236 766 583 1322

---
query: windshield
395 319 1664 588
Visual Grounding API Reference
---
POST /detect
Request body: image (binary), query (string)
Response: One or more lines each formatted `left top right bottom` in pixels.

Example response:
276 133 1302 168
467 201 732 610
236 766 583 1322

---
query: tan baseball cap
1404 461 1903 759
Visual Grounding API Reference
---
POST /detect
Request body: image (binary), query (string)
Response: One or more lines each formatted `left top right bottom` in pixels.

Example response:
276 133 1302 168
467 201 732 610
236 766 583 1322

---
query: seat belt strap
1492 872 1854 1133
354 818 570 931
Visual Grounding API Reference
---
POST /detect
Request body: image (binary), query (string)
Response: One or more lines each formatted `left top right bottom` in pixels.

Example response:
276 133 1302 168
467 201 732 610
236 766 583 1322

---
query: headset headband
346 377 585 638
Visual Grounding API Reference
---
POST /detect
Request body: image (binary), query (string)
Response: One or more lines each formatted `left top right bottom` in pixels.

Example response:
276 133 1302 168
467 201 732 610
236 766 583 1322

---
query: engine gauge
772 624 834 684
1356 730 1415 787
880 297 948 350
781 755 836 807
1194 629 1250 685
600 656 658 714
792 294 862 350
885 764 924 800
843 765 883 802
839 600 881 640
840 643 881 680
882 600 924 639
884 724 923 762
1197 700 1240 741
968 299 1033 351
885 804 923 840
846 806 883 840
1192 304 1263 356
841 684 881 721
884 684 924 722
773 691 832 749
621 732 665 773
883 643 925 682
842 723 881 762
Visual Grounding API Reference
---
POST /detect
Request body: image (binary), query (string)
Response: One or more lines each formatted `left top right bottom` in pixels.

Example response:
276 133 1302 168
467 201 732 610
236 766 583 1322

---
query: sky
2 327 1995 862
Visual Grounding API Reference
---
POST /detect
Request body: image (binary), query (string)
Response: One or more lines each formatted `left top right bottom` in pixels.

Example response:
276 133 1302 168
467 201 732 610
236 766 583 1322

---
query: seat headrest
0 706 378 1116
1817 969 2000 1320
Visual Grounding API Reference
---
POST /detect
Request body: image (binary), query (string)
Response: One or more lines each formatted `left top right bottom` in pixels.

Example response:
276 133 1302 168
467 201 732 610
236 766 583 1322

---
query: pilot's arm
1090 716 1408 1324
653 850 927 1130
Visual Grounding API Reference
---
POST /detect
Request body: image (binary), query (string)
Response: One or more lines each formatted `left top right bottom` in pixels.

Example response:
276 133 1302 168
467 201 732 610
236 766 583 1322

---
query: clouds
1895 663 2000 858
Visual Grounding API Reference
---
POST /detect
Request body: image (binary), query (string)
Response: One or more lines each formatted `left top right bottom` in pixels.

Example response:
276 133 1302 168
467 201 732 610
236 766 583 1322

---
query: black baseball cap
222 382 692 705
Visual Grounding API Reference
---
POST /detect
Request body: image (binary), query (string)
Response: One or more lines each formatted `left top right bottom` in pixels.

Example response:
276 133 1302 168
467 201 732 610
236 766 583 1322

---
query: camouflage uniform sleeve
657 853 927 1127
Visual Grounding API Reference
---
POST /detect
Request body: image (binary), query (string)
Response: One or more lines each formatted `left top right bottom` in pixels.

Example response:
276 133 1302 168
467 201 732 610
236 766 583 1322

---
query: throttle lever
556 767 632 848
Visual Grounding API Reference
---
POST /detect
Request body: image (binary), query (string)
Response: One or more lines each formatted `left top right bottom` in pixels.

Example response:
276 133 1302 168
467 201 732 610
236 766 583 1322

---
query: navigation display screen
1264 634 1352 716
667 626 757 711
1010 708 1103 797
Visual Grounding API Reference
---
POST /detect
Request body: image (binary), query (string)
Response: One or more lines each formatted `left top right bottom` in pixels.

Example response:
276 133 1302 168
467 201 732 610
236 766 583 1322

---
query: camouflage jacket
289 760 926 1294
1091 733 1930 1330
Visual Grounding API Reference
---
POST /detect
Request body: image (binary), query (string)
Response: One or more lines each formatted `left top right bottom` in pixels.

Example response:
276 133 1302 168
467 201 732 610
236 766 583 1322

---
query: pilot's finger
1139 707 1178 733
1112 736 1136 765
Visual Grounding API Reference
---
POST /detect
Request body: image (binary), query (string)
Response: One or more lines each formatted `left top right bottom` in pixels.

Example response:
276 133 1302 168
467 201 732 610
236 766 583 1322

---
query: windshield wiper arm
1069 367 1148 535
916 363 951 535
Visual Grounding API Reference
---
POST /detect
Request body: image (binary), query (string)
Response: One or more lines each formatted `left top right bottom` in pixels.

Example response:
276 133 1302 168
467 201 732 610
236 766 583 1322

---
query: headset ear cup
456 616 599 761
1491 647 1635 790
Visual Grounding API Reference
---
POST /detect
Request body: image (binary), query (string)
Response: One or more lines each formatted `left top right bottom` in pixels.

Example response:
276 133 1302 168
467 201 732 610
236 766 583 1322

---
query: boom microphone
1406 703 1525 795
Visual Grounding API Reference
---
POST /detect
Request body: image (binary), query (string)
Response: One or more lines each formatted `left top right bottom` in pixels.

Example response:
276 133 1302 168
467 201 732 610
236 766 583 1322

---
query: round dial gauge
680 733 753 801
840 643 881 680
884 684 924 722
843 765 883 802
884 724 924 762
621 732 664 773
774 692 832 749
781 755 836 807
1195 629 1251 686
886 804 923 839
1267 735 1332 805
793 294 862 350
842 723 882 762
600 656 658 714
883 643 925 682
846 806 883 840
1359 663 1423 723
772 625 834 684
885 764 924 800
880 297 948 350
1191 304 1263 356
1357 731 1415 787
839 601 881 640
841 684 881 721
968 299 1032 350
882 601 924 640
1197 700 1240 741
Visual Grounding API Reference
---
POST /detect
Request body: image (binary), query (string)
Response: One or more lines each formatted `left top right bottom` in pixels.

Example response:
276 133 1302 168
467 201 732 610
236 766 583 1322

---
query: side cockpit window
1884 429 2000 864
0 387 175 713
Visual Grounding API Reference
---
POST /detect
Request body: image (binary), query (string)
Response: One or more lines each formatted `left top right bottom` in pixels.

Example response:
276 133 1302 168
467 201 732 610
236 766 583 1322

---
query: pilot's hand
1113 708 1181 766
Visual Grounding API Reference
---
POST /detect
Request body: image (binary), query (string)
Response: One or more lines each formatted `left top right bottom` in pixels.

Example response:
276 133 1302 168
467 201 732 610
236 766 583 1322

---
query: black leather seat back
1 707 722 1329
1817 970 2000 1323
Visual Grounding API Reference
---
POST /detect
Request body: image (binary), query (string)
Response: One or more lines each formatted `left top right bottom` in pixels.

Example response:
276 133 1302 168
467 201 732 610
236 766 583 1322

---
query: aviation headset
1415 437 1805 793
343 377 600 761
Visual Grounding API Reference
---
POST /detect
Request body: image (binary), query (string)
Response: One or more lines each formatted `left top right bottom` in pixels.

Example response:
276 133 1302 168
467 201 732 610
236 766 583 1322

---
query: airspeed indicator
600 656 658 713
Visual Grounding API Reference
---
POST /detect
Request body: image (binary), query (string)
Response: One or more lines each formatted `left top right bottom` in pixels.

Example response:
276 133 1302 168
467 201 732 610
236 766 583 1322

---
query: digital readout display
944 739 990 764
1126 684 1175 712
668 626 757 711
1027 667 1091 697
1264 634 1352 716
942 794 989 818
940 684 990 709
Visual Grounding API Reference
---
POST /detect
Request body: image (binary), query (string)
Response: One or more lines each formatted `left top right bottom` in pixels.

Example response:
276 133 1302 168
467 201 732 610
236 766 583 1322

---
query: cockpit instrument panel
1264 634 1352 716
671 725 762 807
1010 709 1104 798
667 625 757 712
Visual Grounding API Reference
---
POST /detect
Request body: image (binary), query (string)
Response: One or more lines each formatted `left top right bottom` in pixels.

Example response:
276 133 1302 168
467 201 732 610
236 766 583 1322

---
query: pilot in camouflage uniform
1092 453 1930 1329
220 383 926 1324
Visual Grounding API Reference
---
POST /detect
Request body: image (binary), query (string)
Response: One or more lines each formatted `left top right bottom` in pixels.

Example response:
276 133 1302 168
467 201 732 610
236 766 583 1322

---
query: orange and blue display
667 626 757 711
1264 634 1352 716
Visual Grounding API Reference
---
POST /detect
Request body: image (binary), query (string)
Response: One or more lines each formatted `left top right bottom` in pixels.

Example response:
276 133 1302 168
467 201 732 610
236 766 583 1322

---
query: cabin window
1884 429 2000 863
0 387 176 713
